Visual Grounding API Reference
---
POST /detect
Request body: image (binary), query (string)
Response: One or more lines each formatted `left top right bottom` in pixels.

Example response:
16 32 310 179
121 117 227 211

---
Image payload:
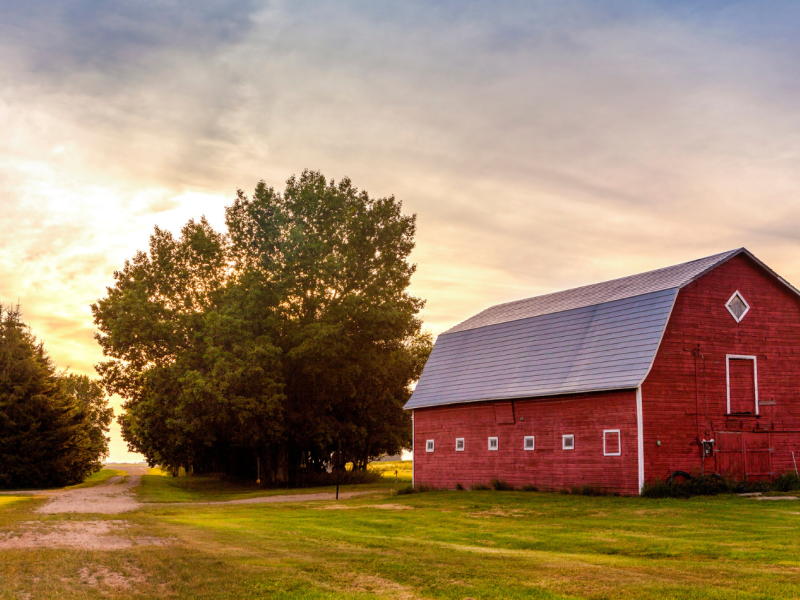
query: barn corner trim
636 386 644 494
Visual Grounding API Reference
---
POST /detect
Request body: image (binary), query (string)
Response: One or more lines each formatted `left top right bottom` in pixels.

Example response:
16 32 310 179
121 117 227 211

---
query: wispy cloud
2 1 800 459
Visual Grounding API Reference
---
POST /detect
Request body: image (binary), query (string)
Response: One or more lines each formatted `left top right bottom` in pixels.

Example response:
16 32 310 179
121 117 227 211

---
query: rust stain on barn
405 249 800 494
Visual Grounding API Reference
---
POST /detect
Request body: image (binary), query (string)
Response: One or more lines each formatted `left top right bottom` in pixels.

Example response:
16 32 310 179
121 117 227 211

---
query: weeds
642 471 800 499
490 478 515 491
471 483 491 491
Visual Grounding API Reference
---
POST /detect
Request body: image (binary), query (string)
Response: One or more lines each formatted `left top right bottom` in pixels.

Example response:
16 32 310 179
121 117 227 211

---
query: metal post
336 439 341 500
257 457 261 485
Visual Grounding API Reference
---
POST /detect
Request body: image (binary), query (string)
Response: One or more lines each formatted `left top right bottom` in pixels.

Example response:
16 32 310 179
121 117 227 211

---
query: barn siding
413 389 640 495
642 253 800 483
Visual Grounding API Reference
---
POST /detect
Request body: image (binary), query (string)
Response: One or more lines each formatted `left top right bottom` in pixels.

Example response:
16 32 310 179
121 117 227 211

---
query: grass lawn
136 462 412 503
2 472 799 598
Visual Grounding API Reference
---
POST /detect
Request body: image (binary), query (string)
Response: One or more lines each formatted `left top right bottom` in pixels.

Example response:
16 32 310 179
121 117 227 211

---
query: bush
642 474 730 498
455 483 464 490
471 483 491 491
640 471 793 499
396 484 415 495
773 473 800 492
415 484 434 493
520 484 538 492
491 478 515 491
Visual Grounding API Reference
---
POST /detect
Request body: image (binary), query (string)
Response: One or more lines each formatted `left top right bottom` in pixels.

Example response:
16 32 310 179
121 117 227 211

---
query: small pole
336 439 341 501
395 470 398 486
793 452 798 476
257 456 261 485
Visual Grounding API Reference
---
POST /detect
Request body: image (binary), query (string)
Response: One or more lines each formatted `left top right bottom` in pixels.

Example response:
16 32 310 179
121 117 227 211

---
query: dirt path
2 466 380 550
37 465 147 515
30 465 376 514
166 490 376 507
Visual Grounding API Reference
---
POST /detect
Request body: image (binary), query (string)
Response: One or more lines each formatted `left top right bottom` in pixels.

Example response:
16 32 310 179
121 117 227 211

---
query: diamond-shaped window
726 292 750 323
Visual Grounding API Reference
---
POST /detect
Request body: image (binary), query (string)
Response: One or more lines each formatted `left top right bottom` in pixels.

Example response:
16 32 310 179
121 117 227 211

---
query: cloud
2 1 800 459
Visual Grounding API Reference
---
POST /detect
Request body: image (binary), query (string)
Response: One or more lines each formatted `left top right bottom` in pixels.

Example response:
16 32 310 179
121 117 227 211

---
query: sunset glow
2 2 800 461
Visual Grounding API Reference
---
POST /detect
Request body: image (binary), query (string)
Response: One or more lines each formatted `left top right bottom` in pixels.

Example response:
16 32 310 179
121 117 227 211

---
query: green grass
136 473 391 504
66 467 127 490
2 470 800 598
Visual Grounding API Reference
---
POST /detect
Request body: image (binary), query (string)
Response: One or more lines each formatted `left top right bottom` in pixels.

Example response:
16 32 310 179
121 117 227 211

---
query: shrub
471 483 491 491
490 478 515 491
396 484 415 495
642 472 736 498
520 484 538 492
773 473 800 492
416 484 434 493
455 483 464 490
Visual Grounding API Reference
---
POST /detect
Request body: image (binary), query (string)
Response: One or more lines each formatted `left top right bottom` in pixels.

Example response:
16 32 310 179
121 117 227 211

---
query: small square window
524 436 535 450
426 439 434 453
562 434 575 450
455 438 465 451
603 430 621 456
488 437 498 451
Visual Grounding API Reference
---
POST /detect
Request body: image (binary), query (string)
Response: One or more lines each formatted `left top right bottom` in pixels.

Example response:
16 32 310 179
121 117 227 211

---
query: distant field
368 459 412 482
3 467 800 598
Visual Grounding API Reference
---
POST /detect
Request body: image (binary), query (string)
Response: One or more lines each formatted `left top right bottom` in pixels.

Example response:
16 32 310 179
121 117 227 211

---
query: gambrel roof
405 248 797 410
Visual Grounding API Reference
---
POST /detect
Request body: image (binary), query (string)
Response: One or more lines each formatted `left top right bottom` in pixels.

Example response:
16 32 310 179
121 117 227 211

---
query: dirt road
29 464 375 514
1 465 378 550
37 465 147 515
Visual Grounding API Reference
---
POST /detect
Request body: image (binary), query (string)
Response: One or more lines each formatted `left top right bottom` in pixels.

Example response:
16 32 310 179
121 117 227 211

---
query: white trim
603 429 621 456
725 290 750 323
636 386 644 494
726 354 758 415
404 384 637 411
637 290 679 386
488 436 498 451
523 435 535 451
425 439 435 453
411 410 415 487
562 434 575 450
455 437 465 452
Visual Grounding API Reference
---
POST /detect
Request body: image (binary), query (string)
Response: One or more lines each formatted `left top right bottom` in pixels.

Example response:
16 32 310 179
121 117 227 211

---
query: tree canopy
93 170 431 482
0 304 113 489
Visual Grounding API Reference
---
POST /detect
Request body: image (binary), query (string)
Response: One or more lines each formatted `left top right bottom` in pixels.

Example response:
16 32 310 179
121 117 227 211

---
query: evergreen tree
0 304 112 488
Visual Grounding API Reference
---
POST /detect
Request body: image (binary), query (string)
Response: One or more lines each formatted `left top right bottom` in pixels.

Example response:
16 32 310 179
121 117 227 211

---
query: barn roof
405 248 789 410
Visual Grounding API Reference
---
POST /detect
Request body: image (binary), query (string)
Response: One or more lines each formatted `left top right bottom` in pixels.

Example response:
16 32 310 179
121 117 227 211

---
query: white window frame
603 429 621 456
488 436 498 451
562 434 575 450
455 437 465 452
426 439 435 453
726 354 759 415
725 290 750 323
523 436 535 451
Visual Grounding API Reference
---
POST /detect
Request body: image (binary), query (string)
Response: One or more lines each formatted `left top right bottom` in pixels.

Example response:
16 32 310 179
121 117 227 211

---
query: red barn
405 249 800 495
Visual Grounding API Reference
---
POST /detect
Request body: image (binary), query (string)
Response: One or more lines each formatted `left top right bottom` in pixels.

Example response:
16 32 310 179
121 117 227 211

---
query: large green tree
0 304 112 488
93 171 431 482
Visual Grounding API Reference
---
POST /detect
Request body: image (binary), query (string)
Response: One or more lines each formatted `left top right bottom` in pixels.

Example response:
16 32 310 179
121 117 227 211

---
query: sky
2 1 800 462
